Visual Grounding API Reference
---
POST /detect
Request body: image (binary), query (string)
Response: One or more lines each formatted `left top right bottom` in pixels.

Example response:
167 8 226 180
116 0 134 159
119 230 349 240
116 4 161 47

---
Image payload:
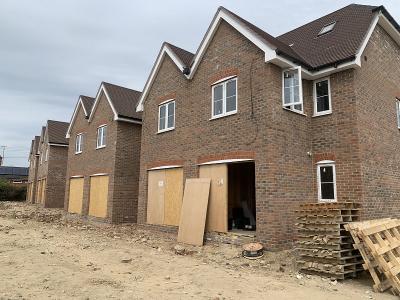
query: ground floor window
317 161 337 202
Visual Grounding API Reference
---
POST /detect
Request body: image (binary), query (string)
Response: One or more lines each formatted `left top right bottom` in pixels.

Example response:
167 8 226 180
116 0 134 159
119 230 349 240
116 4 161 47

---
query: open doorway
228 161 256 233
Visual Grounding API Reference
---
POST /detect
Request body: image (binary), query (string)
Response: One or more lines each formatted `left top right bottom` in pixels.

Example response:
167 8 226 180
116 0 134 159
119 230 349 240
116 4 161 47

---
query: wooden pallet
358 219 400 295
345 219 393 293
296 202 362 279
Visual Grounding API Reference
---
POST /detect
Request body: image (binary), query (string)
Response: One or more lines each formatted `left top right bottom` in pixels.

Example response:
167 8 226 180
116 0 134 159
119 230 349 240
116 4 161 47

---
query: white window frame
158 100 175 133
75 133 83 154
317 161 337 202
96 125 107 149
282 66 303 113
211 77 238 119
45 148 48 162
396 99 400 129
313 77 332 116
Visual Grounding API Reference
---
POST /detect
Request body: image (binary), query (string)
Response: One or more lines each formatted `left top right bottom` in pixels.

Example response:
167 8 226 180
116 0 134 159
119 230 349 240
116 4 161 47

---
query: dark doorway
228 161 256 232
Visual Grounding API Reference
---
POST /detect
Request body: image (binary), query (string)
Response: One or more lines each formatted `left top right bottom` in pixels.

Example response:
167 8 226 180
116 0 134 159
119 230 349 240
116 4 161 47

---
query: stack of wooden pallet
295 202 363 279
345 218 400 295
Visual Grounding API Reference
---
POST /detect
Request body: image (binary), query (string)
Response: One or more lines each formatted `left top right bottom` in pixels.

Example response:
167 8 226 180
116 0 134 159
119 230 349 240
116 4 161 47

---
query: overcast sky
1 0 399 167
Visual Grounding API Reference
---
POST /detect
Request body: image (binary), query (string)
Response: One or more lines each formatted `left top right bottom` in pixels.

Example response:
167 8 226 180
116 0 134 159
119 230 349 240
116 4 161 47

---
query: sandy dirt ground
0 202 397 300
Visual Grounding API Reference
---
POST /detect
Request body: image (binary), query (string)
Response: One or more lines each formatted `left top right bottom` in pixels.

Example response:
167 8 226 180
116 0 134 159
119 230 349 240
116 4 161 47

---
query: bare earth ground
0 202 396 300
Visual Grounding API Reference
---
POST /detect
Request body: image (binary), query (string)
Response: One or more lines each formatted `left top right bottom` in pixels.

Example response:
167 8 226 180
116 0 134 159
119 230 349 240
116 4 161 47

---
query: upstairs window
318 22 336 36
45 148 48 161
314 78 332 116
317 161 337 202
283 67 303 112
396 99 400 129
75 133 83 154
96 125 107 149
212 77 237 118
158 100 175 133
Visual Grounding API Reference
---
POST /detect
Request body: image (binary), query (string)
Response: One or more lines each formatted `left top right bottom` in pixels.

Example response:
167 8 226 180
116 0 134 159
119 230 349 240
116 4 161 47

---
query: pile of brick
295 202 363 279
345 219 400 295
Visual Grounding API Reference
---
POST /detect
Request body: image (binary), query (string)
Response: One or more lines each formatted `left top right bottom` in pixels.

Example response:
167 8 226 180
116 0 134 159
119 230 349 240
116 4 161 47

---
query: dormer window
318 22 336 36
282 67 303 113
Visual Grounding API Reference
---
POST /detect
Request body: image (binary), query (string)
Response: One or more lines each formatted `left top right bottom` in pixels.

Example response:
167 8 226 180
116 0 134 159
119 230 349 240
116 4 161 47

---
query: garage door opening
228 162 256 233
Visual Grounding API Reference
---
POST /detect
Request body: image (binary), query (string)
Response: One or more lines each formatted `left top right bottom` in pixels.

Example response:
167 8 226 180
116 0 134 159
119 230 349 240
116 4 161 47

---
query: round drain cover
242 242 264 259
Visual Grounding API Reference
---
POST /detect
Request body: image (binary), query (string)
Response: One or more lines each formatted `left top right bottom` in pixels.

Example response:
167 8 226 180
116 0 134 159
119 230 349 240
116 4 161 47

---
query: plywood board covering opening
147 170 165 224
68 178 84 214
89 175 109 218
199 164 228 233
177 178 211 246
164 168 183 226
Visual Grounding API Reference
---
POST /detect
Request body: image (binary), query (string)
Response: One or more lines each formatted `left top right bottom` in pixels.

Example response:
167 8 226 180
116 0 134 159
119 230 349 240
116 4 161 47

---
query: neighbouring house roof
66 83 142 138
101 82 142 120
80 95 95 115
29 139 34 155
39 126 46 144
136 4 400 111
47 120 69 145
165 42 195 67
0 166 29 176
33 136 40 155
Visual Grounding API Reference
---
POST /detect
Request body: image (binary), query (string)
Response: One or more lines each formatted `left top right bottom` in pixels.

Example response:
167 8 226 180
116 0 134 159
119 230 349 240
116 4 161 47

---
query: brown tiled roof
165 42 195 67
80 95 95 115
47 120 69 145
277 4 378 69
102 82 142 120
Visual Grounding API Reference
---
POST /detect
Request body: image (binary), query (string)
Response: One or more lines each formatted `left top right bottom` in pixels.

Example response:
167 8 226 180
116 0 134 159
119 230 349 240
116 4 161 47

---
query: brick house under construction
64 82 142 223
27 136 40 203
136 4 400 249
36 120 69 208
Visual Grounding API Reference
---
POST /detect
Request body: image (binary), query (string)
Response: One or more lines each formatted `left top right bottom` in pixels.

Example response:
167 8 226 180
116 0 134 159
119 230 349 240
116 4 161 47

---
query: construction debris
345 218 400 295
295 202 363 279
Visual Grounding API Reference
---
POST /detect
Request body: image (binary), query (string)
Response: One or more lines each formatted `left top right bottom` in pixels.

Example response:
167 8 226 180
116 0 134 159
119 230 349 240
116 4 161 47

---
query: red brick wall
138 21 314 249
36 129 69 208
65 92 141 223
27 153 39 203
46 145 68 208
354 25 400 219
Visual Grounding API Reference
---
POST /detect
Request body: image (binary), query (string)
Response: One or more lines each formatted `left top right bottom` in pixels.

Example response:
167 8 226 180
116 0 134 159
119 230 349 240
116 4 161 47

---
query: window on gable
158 100 175 133
396 99 400 129
318 22 336 36
96 125 107 148
317 162 337 202
75 133 83 154
314 78 332 116
45 148 48 161
212 77 237 118
283 67 303 112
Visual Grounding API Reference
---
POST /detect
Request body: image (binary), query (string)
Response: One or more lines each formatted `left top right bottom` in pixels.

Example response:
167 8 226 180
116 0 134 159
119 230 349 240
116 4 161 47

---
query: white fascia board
355 14 380 66
88 84 119 122
136 45 185 112
66 97 88 138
